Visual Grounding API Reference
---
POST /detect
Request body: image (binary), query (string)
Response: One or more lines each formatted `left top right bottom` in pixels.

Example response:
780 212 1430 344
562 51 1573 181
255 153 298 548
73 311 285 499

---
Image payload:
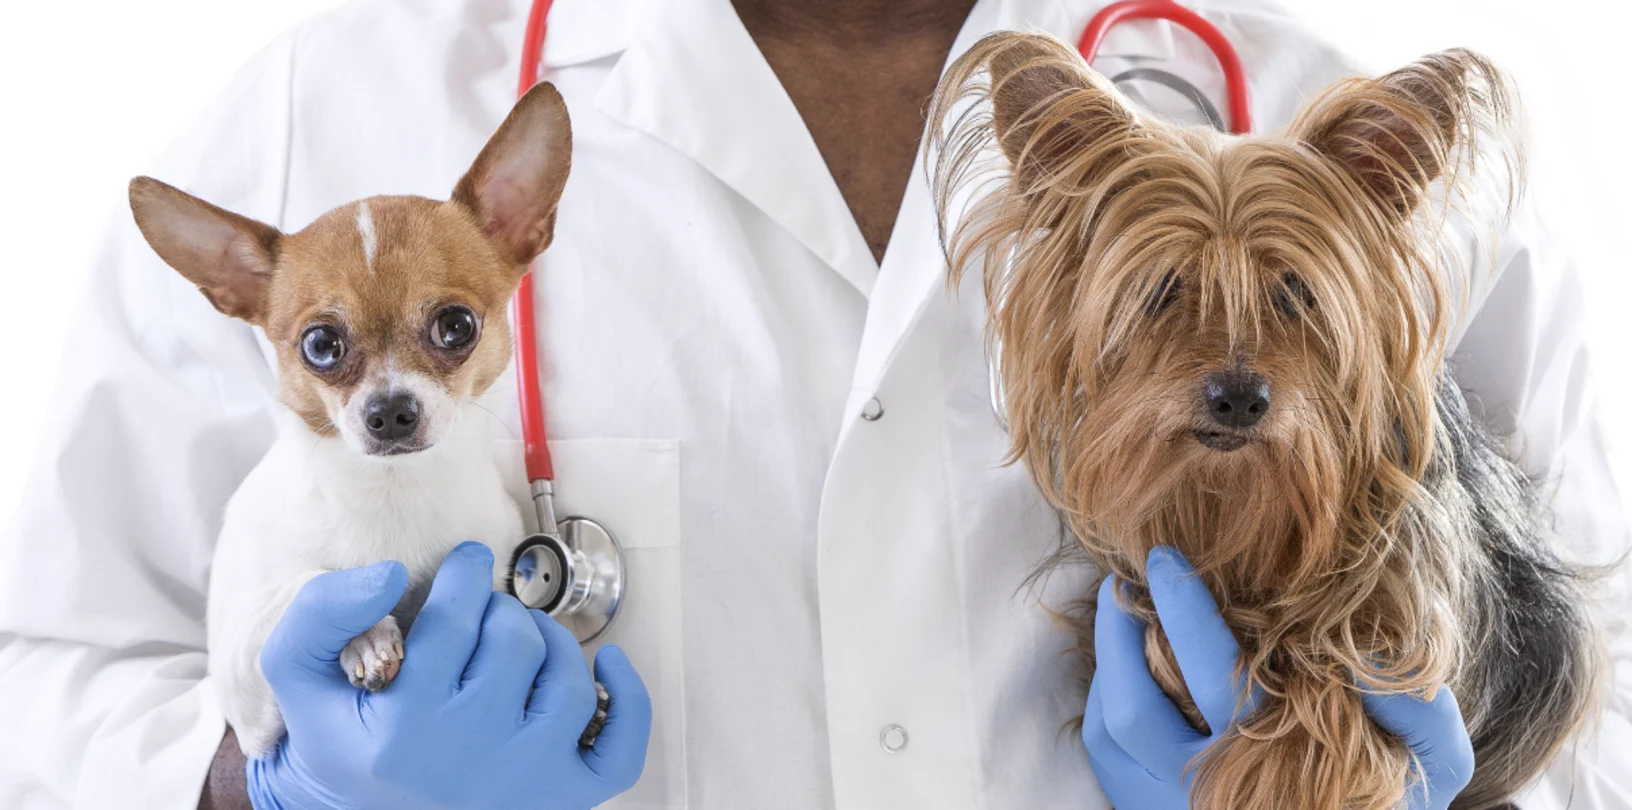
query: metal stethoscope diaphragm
509 480 626 642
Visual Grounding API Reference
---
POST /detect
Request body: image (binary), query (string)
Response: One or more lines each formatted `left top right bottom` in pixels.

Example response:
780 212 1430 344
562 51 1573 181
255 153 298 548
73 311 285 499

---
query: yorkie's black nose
1204 371 1270 428
364 392 421 441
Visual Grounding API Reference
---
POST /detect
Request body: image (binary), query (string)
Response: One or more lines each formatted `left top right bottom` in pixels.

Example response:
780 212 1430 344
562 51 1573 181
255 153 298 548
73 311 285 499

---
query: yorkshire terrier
929 32 1603 810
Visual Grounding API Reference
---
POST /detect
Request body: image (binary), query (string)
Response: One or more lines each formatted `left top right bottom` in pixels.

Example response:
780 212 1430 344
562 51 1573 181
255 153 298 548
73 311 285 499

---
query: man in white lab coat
1 0 1627 808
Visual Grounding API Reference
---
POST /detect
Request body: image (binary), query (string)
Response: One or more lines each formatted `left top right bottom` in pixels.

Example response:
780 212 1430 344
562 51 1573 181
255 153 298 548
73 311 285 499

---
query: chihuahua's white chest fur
207 410 521 756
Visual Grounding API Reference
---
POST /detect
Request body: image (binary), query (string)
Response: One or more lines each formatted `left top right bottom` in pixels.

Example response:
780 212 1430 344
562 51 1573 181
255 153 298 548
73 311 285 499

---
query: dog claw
340 616 404 692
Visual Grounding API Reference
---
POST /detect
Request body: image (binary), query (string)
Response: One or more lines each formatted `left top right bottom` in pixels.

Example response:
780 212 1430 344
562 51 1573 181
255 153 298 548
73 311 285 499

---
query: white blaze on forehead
357 201 378 273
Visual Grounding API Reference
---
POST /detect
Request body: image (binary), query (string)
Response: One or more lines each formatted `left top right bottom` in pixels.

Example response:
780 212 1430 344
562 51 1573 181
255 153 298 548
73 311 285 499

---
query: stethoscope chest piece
509 481 627 643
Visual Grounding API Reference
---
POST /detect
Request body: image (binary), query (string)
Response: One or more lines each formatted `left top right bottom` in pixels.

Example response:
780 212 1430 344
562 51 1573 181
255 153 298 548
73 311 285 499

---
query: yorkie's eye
1147 271 1181 316
300 325 346 372
429 306 480 351
1274 273 1316 318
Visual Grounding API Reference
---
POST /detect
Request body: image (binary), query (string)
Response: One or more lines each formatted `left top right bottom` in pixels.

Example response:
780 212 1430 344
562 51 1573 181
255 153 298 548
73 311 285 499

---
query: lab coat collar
543 0 1177 68
540 0 642 68
595 0 881 296
588 0 1174 299
580 0 1181 303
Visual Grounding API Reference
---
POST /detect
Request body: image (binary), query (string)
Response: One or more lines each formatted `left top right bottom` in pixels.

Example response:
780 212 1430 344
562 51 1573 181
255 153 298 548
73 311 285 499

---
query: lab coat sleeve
0 30 297 809
1458 202 1632 810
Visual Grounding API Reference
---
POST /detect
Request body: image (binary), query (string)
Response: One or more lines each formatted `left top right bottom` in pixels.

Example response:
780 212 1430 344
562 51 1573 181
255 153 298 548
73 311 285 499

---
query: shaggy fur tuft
929 32 1602 810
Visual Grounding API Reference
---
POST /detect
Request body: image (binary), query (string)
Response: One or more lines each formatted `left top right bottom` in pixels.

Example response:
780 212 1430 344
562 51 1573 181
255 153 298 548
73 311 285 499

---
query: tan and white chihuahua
129 84 571 757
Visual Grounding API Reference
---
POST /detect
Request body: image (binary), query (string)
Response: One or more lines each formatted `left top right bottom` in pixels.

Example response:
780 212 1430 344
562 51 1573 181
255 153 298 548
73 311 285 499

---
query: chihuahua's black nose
1204 371 1270 428
364 392 420 441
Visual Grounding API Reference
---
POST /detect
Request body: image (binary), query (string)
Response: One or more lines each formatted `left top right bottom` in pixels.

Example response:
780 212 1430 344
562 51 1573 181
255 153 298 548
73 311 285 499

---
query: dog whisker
470 402 520 442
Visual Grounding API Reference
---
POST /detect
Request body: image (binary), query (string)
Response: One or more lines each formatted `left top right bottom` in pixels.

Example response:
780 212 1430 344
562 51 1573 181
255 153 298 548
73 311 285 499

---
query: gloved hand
1359 673 1476 810
247 541 652 810
1081 546 1473 810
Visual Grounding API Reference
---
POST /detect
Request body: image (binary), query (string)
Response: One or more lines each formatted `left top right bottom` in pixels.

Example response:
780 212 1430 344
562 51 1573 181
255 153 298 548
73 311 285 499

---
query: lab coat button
879 724 909 753
861 397 884 421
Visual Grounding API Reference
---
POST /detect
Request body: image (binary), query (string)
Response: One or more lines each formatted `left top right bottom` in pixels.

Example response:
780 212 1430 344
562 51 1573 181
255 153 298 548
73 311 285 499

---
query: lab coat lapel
596 0 879 296
832 0 1017 430
591 0 1178 416
539 0 640 69
836 0 1177 430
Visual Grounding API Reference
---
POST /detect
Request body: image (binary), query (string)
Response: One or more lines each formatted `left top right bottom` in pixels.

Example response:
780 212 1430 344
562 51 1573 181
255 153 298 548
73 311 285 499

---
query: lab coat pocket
497 438 687 808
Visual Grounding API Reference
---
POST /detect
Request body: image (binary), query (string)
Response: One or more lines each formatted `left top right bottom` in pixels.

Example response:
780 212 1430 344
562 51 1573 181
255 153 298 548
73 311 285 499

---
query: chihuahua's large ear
1294 49 1517 217
452 82 573 266
934 32 1139 190
128 177 280 323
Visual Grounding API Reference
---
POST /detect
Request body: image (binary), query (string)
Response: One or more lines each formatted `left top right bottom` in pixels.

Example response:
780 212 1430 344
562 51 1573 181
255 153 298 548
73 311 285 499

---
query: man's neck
732 0 980 263
732 0 979 40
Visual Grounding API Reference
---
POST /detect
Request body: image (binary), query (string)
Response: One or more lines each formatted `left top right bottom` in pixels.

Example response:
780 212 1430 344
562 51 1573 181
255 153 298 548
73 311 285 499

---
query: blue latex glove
1081 546 1474 810
247 542 652 810
1360 675 1476 810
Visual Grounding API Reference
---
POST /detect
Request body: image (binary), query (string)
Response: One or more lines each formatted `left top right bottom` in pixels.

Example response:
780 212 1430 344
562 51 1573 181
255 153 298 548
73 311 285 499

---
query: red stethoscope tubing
512 0 555 484
508 0 1250 485
1077 0 1252 134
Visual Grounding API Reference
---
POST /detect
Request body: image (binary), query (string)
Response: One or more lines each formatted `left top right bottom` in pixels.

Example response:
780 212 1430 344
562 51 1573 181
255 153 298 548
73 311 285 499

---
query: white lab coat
1 0 1627 807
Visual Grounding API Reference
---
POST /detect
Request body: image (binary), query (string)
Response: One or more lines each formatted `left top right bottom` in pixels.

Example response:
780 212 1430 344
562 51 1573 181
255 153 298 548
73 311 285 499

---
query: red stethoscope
503 0 1251 638
503 0 623 641
1078 0 1251 135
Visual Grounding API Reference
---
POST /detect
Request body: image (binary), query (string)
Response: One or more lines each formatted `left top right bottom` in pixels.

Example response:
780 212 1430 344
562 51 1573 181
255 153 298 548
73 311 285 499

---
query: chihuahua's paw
341 616 403 691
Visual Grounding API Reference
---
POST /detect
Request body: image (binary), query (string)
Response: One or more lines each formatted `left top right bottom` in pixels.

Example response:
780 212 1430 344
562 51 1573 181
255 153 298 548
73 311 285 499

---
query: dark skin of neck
199 3 974 806
734 0 979 262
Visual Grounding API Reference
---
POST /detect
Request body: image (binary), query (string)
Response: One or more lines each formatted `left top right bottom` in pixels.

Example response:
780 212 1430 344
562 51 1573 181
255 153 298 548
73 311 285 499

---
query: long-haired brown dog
929 32 1602 810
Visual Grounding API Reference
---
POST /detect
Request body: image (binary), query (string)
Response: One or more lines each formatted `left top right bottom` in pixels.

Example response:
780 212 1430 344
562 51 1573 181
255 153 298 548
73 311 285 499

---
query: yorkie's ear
1294 49 1518 217
934 32 1140 191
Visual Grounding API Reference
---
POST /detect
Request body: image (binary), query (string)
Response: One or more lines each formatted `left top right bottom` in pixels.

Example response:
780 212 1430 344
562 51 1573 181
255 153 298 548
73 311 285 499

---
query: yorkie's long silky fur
929 32 1602 810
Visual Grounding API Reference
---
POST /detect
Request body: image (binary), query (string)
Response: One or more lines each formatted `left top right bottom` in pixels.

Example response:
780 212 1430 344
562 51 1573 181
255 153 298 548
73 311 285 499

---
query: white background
0 0 1626 524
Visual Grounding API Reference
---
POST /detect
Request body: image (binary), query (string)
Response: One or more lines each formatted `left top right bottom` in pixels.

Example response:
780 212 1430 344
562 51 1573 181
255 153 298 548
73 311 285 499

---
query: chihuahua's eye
430 307 479 350
300 325 346 372
1147 271 1181 316
1274 273 1316 318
